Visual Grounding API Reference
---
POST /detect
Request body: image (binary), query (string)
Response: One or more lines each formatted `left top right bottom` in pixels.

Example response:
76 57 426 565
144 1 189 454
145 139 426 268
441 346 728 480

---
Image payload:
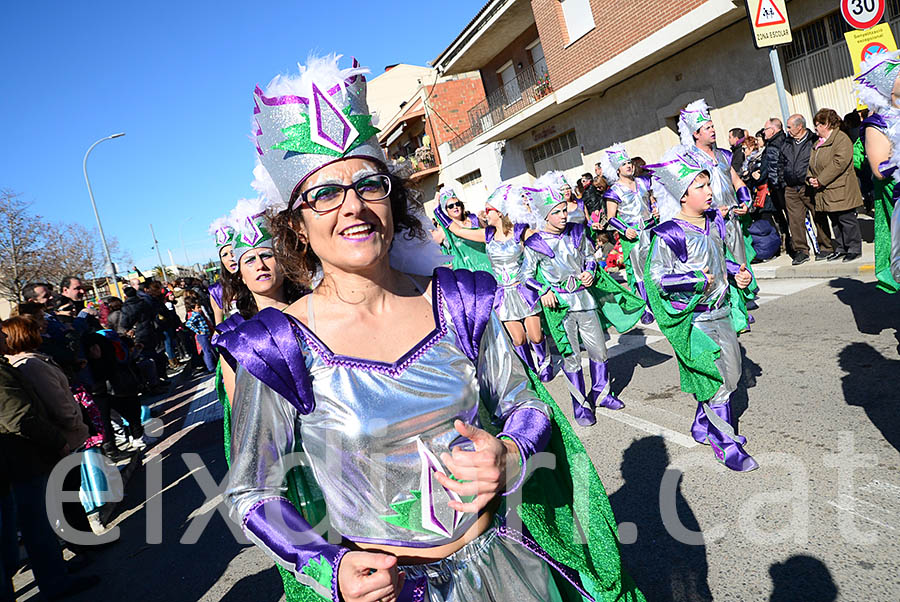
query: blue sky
1 0 484 271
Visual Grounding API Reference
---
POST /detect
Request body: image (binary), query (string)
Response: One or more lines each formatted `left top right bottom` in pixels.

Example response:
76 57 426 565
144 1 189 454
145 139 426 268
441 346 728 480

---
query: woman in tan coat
807 108 864 262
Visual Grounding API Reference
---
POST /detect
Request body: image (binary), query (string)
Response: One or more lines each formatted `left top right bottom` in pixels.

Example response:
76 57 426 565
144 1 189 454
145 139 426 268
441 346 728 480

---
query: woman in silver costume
217 55 644 602
207 217 239 325
434 184 554 381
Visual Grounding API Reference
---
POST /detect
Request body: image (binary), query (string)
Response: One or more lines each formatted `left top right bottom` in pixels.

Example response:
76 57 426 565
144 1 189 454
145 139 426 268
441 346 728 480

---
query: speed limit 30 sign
842 0 886 30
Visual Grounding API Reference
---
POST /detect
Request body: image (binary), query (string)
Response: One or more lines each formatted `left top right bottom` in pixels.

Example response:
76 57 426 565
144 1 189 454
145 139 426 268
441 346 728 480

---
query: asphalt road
16 274 900 602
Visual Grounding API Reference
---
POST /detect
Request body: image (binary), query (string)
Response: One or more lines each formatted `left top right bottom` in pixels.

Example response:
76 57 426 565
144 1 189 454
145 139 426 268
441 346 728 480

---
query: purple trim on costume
434 205 452 228
719 147 733 165
212 307 316 415
295 283 446 378
660 272 705 294
725 259 741 276
211 313 247 370
208 282 224 310
397 575 428 602
711 209 727 240
498 408 551 463
878 160 897 179
497 522 591 599
671 300 716 312
863 113 889 132
243 497 346 600
468 213 480 228
523 232 555 258
569 222 586 250
435 267 498 364
736 186 751 207
312 83 352 150
255 84 310 107
585 259 598 273
344 514 483 549
652 220 689 262
513 222 528 243
516 282 542 310
608 216 630 234
484 225 496 244
603 187 623 204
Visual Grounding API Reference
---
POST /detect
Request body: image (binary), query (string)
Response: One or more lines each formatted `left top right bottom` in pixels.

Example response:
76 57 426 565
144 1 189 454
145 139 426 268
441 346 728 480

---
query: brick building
431 0 898 205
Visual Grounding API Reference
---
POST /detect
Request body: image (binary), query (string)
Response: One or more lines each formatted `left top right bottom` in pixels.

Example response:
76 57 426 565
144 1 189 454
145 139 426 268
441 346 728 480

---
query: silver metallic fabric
609 180 652 229
522 230 597 312
487 236 539 322
724 216 748 266
402 524 561 602
225 301 550 548
648 219 731 311
694 314 741 404
561 310 608 371
689 146 737 209
629 228 652 281
567 201 586 224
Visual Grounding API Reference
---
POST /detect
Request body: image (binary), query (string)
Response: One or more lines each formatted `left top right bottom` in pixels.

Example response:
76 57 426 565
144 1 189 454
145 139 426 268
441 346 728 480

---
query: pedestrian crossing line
595 404 700 448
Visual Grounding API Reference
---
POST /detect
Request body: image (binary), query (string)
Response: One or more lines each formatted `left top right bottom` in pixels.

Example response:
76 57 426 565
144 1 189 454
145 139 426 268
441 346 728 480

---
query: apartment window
528 130 578 164
459 169 483 188
559 0 595 44
497 61 521 105
527 40 548 77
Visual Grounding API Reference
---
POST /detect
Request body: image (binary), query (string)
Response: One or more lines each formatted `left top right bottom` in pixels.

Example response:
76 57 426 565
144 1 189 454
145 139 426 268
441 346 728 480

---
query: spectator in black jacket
782 114 834 264
762 118 790 251
119 286 156 348
728 128 746 174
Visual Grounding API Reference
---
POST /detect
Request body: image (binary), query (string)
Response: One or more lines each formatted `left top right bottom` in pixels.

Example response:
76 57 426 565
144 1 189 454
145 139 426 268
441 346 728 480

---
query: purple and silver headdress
252 54 385 210
228 197 275 263
644 145 710 223
854 50 900 112
434 187 462 228
485 184 535 228
678 99 712 146
207 217 236 250
599 143 630 183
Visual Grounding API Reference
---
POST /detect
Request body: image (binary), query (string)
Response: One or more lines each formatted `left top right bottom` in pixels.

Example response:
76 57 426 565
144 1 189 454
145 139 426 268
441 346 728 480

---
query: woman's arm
865 128 892 180
448 221 487 243
212 293 225 325
225 368 348 602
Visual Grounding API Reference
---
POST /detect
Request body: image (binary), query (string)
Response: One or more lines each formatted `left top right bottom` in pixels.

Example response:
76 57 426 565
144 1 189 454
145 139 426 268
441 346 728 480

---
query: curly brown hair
813 108 842 131
270 171 427 288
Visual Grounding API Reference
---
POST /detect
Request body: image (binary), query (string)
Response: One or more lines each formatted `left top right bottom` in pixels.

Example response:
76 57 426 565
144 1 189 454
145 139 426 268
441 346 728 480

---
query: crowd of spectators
0 273 218 599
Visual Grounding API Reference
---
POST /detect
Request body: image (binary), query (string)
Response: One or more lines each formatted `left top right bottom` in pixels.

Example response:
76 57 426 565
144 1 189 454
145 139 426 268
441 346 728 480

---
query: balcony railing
448 60 551 152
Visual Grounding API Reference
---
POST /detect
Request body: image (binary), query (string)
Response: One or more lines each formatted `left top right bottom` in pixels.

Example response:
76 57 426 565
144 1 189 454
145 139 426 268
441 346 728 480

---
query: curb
753 261 875 279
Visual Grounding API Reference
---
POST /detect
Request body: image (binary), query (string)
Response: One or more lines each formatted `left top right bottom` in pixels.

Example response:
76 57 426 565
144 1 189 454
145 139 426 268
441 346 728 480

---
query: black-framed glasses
445 201 463 211
297 173 392 214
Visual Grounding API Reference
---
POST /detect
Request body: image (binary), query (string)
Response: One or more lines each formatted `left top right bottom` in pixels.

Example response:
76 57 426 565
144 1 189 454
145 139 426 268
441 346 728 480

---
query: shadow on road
731 344 762 425
828 277 900 344
219 566 283 602
609 329 673 393
608 436 712 602
839 342 900 455
768 554 838 601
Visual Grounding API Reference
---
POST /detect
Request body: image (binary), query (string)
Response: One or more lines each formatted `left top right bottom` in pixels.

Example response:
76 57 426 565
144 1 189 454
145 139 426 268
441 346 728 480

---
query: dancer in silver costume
644 145 758 472
679 99 754 268
519 184 627 427
216 55 644 602
439 184 554 381
537 171 585 224
601 143 658 324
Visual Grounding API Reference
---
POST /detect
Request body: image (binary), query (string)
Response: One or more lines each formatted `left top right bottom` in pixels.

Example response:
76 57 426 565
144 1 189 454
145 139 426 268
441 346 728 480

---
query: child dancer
601 143 657 324
644 146 758 472
520 184 644 426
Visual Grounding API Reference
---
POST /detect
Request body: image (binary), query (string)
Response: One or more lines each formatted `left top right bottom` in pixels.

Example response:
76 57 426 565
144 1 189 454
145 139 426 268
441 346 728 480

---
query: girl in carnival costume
519 183 645 426
433 187 492 272
435 183 554 381
601 143 658 324
679 99 759 331
216 54 645 602
207 217 239 325
853 50 900 293
644 145 759 472
540 171 585 225
213 191 305 461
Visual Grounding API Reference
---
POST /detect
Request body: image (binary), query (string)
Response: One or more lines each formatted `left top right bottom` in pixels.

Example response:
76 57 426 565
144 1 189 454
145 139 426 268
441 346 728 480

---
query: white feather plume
263 53 369 103
651 177 682 225
855 50 900 112
534 170 569 191
881 108 900 175
207 216 231 237
599 142 627 183
228 196 271 238
678 98 710 146
251 159 286 211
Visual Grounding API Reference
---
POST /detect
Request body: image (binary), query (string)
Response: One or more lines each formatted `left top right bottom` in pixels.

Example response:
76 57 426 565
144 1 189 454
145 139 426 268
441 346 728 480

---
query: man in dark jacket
0 330 99 599
728 128 746 174
763 118 790 252
120 286 156 348
782 114 834 264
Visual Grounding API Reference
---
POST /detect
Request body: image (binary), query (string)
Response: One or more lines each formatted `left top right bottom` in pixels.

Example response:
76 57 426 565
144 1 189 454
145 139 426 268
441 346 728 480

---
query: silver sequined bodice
648 218 730 318
567 200 586 224
227 289 548 547
487 236 526 286
523 227 596 311
611 180 652 228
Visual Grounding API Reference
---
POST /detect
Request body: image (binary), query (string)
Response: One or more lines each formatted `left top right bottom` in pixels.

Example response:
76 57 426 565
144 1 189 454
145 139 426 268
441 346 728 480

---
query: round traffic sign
841 0 886 30
862 41 889 62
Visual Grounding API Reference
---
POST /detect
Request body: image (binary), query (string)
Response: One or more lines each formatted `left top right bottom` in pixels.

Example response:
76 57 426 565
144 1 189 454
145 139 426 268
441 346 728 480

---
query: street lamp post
83 133 125 297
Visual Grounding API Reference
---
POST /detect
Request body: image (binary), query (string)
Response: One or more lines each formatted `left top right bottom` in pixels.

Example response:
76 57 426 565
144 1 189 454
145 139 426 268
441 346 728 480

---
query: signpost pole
769 47 791 125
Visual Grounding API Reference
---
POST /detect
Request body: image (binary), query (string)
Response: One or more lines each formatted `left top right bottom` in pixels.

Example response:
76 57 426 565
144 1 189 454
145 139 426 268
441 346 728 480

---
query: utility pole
149 223 167 282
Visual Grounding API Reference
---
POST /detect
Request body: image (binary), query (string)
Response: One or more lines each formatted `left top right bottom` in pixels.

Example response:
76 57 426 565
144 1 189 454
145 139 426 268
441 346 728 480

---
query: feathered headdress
599 143 630 183
881 108 900 174
485 184 536 229
854 50 900 112
228 197 275 263
678 99 712 146
252 54 385 211
645 145 710 224
207 216 236 249
535 170 571 193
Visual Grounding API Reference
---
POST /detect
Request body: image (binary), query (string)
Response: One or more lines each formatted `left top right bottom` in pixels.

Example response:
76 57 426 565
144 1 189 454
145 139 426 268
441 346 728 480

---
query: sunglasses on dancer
445 201 463 211
297 173 392 214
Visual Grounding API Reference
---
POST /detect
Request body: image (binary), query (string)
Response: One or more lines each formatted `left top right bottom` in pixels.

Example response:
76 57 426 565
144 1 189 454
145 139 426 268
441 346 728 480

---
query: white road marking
827 499 897 531
597 405 700 448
